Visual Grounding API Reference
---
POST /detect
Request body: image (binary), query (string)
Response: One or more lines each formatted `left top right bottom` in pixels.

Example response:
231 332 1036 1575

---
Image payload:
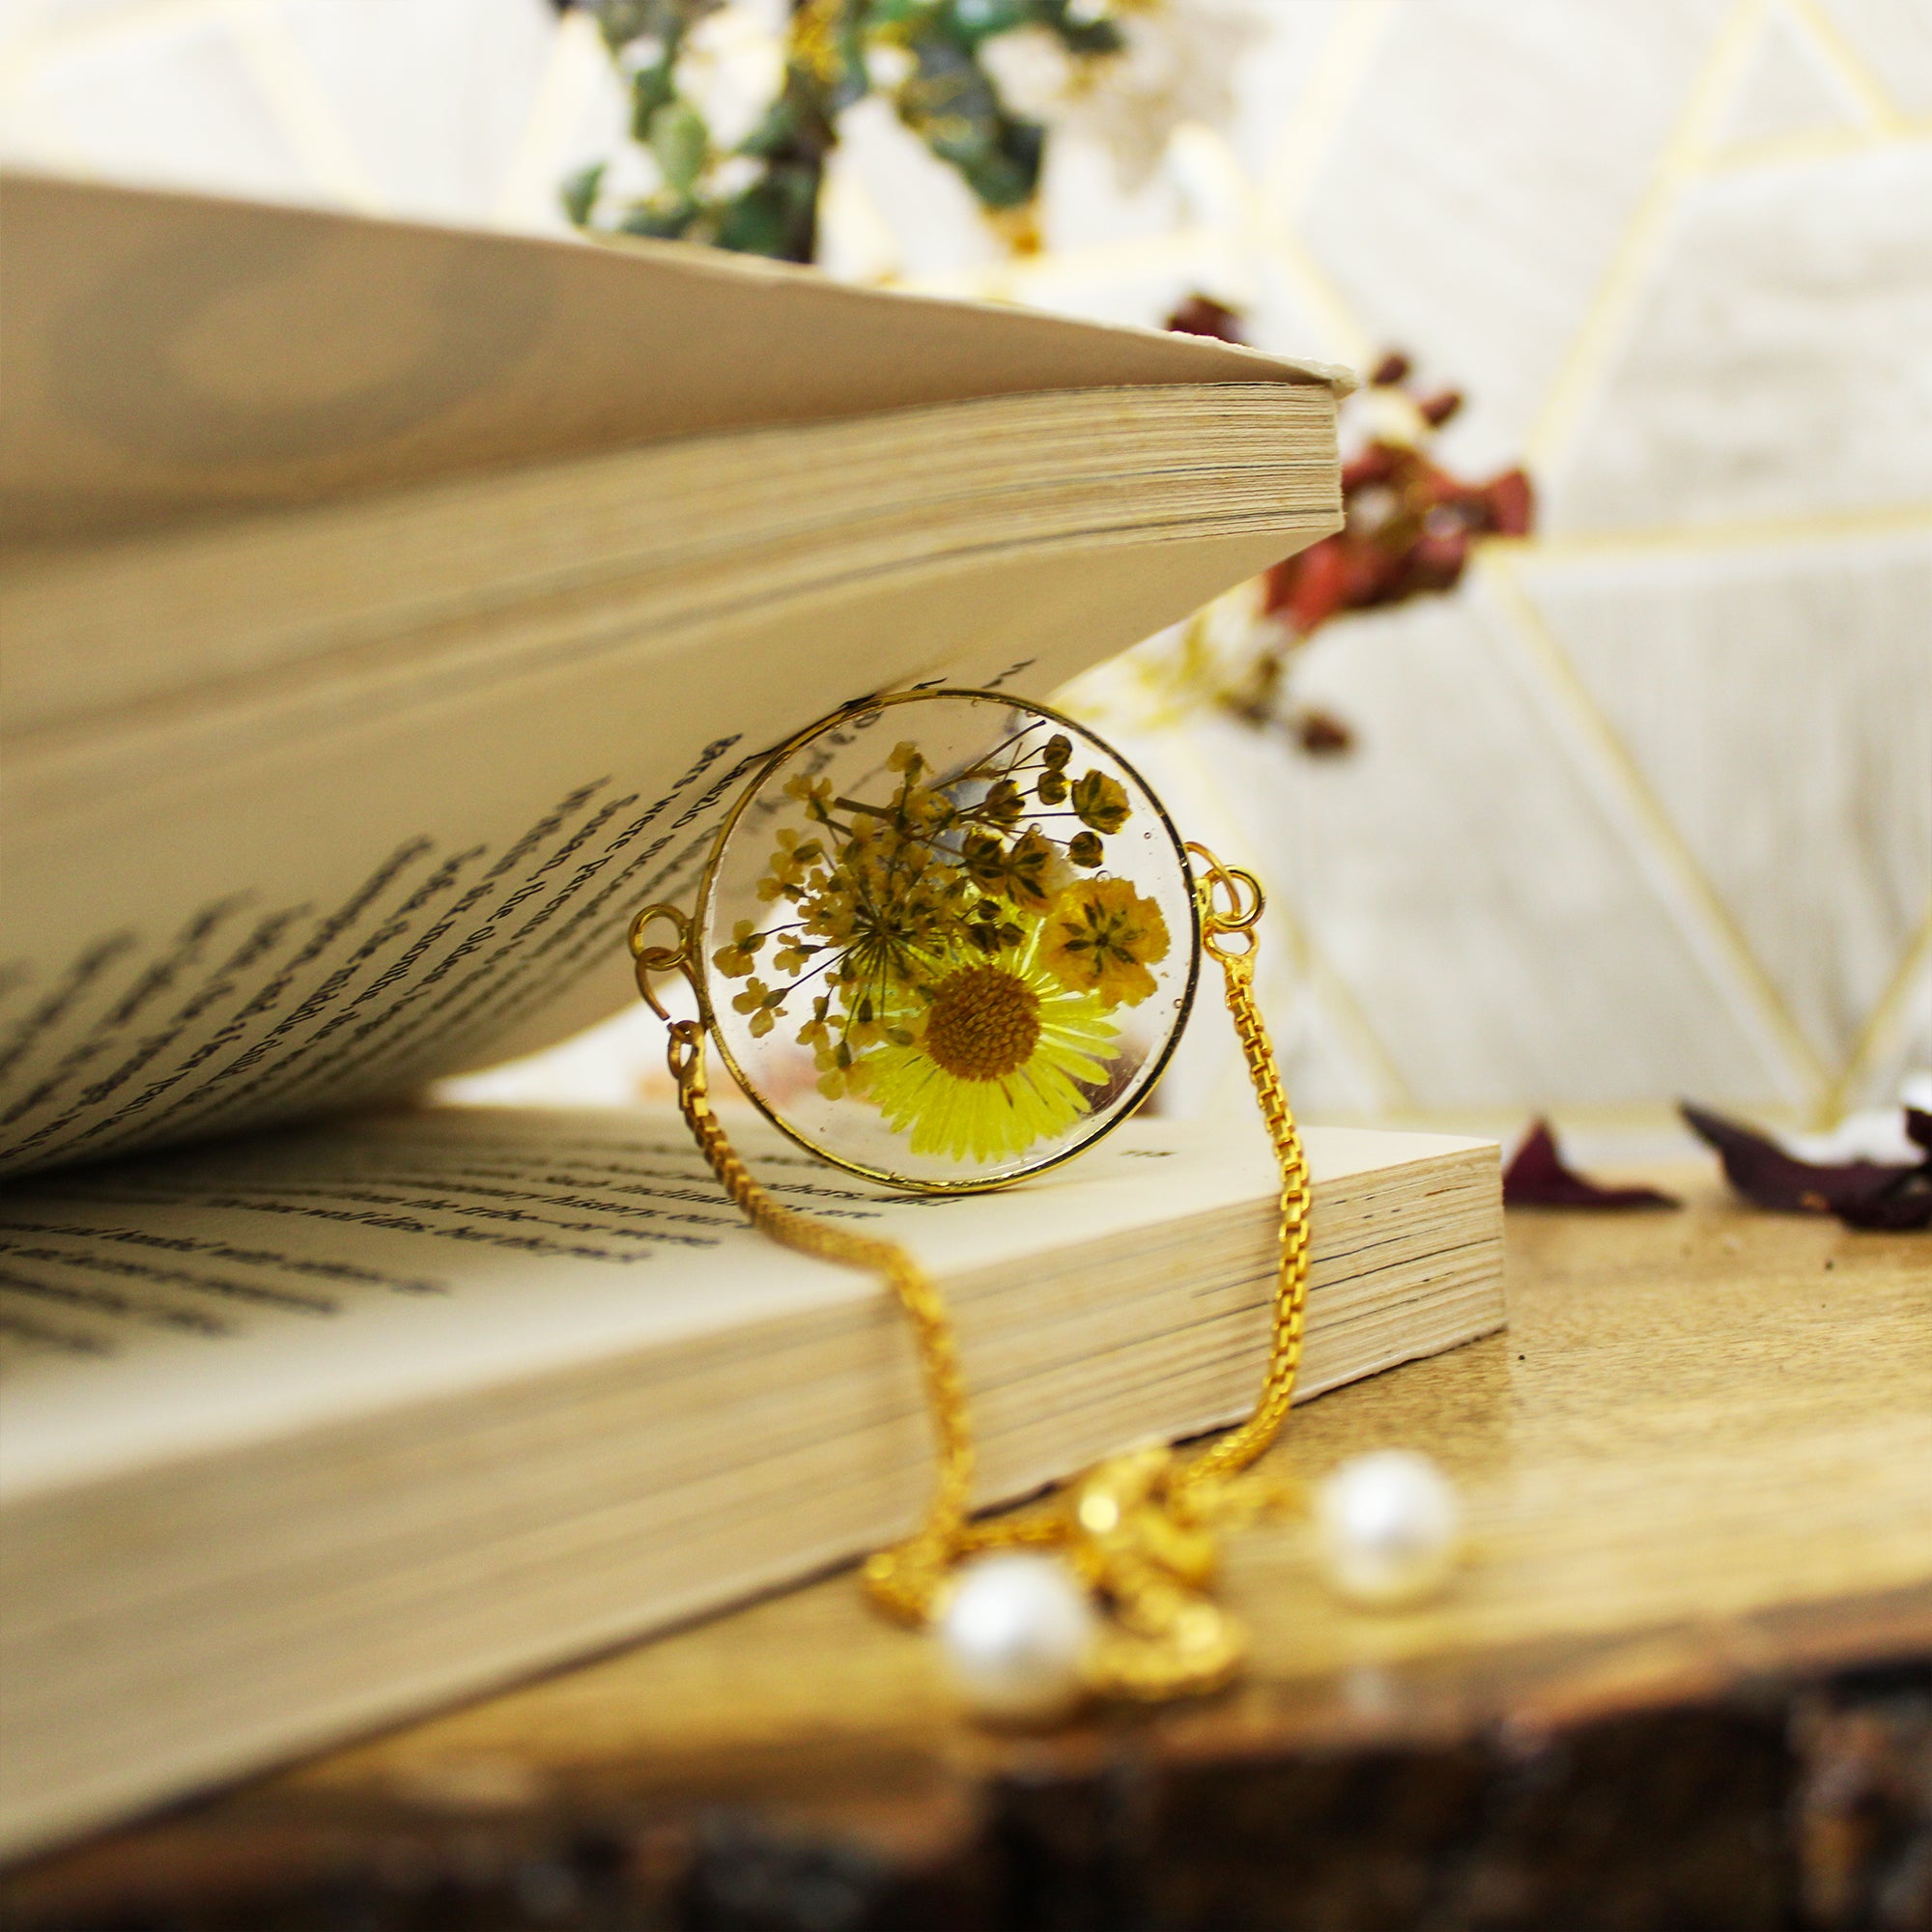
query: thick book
0 1105 1501 1858
0 174 1503 1860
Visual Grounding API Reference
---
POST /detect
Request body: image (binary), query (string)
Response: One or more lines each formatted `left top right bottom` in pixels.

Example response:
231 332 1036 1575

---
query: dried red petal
1267 537 1350 630
1370 351 1411 387
1418 388 1463 427
1165 295 1245 343
1346 546 1403 609
1680 1102 1920 1219
1294 708 1353 755
1406 531 1469 592
1835 1172 1932 1231
1503 1120 1681 1209
1837 1106 1932 1229
1481 468 1535 536
1342 441 1406 491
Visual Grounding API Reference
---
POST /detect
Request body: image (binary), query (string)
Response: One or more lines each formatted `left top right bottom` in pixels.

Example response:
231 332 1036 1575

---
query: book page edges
2 384 1340 749
0 1116 1496 1503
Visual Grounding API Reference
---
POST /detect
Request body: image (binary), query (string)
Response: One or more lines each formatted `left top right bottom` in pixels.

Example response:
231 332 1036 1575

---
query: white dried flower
983 0 1261 191
978 24 1081 125
678 6 787 153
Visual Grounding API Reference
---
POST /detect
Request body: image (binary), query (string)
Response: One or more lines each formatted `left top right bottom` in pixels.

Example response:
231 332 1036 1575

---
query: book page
0 712 759 1180
0 1104 1467 1502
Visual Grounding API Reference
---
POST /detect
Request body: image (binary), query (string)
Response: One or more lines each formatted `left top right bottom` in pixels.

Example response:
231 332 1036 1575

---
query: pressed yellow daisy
863 932 1119 1164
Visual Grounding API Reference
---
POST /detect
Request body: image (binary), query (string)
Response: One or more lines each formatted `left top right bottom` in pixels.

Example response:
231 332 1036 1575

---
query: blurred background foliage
562 0 1129 258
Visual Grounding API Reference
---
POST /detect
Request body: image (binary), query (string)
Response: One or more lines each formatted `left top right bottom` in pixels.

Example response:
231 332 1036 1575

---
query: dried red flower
1485 469 1534 537
1264 440 1537 634
1156 311 1538 755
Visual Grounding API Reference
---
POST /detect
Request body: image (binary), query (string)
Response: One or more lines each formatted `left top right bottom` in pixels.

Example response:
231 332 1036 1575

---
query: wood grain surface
6 1170 1929 1930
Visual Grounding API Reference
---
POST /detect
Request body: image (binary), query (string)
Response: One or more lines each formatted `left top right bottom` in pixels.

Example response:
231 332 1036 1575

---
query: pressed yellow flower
898 781 957 838
713 919 764 979
815 1054 878 1102
1040 877 1170 1009
796 994 833 1052
772 935 815 975
783 772 834 811
864 935 1118 1164
758 827 826 903
729 977 786 1037
1070 769 1131 834
1003 825 1068 913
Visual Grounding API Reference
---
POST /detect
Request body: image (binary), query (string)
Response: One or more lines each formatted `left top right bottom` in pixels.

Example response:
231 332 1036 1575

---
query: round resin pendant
694 690 1201 1191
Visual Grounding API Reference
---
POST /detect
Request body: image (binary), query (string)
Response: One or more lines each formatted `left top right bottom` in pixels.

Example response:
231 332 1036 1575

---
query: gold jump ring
1185 842 1264 958
629 902 693 1023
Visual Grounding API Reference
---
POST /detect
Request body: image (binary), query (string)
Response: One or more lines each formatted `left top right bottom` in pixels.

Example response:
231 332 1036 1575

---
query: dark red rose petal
1679 1101 1921 1219
1266 537 1350 630
1834 1171 1932 1231
1503 1119 1681 1209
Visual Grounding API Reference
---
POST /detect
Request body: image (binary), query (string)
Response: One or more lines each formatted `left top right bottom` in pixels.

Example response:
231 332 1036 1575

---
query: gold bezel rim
688 687 1205 1196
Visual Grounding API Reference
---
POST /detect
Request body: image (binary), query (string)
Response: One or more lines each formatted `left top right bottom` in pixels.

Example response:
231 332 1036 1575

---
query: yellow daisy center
923 965 1041 1081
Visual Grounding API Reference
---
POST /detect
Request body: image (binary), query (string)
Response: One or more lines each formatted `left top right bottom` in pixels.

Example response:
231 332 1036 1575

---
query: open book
0 170 1346 1178
0 175 1504 1859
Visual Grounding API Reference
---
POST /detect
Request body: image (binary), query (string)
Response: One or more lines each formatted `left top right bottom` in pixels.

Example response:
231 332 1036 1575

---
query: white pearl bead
1316 1450 1462 1608
938 1553 1094 1722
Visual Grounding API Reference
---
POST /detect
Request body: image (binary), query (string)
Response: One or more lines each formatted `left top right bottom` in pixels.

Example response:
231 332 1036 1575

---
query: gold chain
630 841 1314 1700
1173 843 1313 1497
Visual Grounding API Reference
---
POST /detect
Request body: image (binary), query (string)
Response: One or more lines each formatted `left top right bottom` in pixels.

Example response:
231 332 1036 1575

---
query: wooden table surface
7 1170 1930 1931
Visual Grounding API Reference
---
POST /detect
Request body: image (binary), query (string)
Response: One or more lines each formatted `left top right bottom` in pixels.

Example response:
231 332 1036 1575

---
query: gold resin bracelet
630 688 1460 1719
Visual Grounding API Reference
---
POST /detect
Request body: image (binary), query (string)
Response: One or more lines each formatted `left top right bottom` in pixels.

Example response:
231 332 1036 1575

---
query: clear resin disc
696 691 1200 1191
